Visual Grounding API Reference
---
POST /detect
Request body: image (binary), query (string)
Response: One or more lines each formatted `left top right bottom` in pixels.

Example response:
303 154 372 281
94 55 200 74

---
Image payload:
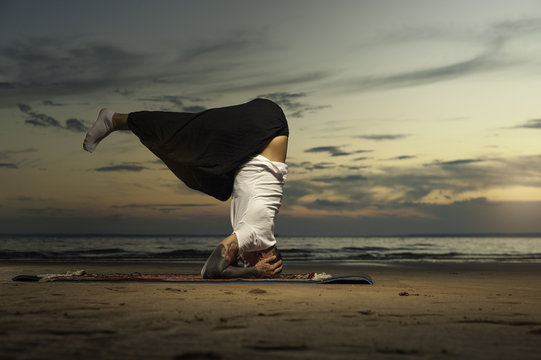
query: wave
2 248 541 262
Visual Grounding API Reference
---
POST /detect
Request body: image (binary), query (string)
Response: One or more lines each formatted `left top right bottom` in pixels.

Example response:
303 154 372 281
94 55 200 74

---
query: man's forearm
222 265 258 278
202 243 259 279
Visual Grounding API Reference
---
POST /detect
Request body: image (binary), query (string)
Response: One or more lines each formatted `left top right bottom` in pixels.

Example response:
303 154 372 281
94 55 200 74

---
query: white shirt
231 154 288 256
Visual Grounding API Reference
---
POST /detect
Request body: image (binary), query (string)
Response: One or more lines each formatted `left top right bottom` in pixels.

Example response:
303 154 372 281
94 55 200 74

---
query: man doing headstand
83 99 288 279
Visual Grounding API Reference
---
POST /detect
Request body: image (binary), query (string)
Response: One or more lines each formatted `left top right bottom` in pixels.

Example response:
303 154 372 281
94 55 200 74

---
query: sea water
1 235 540 263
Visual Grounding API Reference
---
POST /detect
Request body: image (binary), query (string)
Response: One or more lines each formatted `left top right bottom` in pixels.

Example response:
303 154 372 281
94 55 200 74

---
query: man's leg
83 110 130 153
260 135 288 163
112 113 129 130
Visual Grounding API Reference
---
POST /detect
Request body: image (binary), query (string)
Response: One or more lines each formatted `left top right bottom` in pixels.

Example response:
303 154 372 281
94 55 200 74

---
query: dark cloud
65 118 88 133
491 18 541 38
345 53 498 92
278 198 541 236
356 134 409 141
515 119 541 129
0 147 38 161
291 161 337 171
18 104 88 133
388 155 416 160
288 160 370 172
341 18 541 93
17 104 31 112
18 104 61 128
0 163 17 168
21 207 72 215
313 174 368 183
180 30 268 62
217 71 332 94
8 196 51 201
113 88 135 96
308 162 335 170
283 180 320 207
257 92 329 118
138 95 186 107
24 120 47 127
137 95 208 112
309 199 351 208
1 37 153 99
428 158 485 166
339 165 370 170
304 146 372 157
112 203 215 213
183 105 206 113
42 100 66 106
282 154 541 216
0 34 331 105
113 203 214 208
95 164 147 172
305 146 350 157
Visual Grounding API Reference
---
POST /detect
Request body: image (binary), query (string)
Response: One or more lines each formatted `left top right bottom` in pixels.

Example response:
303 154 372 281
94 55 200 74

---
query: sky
1 0 541 236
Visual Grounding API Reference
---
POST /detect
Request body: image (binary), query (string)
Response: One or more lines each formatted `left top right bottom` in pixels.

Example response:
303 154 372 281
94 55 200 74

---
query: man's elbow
201 264 222 279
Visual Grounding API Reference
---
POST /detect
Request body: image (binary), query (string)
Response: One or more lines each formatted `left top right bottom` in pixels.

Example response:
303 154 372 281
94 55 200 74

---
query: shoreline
2 261 541 359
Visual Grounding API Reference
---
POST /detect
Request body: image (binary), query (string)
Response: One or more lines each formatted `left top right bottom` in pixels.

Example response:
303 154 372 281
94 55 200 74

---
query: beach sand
1 261 540 360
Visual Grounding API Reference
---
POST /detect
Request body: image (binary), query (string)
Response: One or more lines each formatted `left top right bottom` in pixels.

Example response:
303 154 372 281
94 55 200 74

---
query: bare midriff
259 135 288 163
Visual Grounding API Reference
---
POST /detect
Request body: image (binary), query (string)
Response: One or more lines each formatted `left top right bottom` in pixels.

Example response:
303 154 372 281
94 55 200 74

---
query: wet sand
1 261 540 359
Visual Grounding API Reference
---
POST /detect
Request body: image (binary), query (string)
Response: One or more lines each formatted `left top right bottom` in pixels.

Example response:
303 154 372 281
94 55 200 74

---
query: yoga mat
12 271 373 284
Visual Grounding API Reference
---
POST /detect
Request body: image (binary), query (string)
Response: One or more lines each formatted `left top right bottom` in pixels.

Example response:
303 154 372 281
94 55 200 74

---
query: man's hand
254 255 283 278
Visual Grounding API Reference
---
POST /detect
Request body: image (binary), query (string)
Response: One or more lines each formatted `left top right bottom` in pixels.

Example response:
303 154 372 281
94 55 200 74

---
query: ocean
1 235 540 263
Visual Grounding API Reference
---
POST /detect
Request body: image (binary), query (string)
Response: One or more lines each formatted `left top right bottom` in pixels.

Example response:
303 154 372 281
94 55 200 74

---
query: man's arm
201 234 282 279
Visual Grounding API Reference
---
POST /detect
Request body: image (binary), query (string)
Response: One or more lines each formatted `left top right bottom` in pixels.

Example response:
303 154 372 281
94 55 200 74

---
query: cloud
283 153 541 216
114 88 135 96
515 119 541 129
65 118 88 132
0 163 17 169
306 162 335 170
356 134 409 141
183 105 206 113
283 180 321 206
138 95 186 107
389 155 416 160
42 100 66 106
0 147 37 161
313 174 368 183
0 33 332 107
309 199 351 208
112 203 215 213
305 146 350 157
24 120 47 127
18 104 88 132
8 196 52 201
137 95 208 112
180 30 269 62
304 146 372 157
341 18 541 93
18 104 61 128
428 158 485 166
95 164 147 172
256 92 330 118
21 207 72 215
1 37 153 98
339 165 370 170
345 53 498 92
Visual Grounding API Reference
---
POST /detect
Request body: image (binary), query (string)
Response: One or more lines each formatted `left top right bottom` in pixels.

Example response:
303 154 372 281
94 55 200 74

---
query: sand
1 261 540 360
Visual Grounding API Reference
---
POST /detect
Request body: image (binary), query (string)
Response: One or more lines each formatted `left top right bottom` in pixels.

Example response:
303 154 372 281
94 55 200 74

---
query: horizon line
1 232 541 238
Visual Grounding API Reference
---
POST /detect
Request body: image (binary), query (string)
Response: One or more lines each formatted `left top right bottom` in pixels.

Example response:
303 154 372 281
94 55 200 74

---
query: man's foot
83 108 115 153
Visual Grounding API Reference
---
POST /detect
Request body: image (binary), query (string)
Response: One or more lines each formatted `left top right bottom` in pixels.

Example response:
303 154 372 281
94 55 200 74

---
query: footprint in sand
248 288 267 294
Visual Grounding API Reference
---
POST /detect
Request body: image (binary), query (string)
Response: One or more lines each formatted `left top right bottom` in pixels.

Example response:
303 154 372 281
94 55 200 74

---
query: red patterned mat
13 271 373 284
